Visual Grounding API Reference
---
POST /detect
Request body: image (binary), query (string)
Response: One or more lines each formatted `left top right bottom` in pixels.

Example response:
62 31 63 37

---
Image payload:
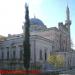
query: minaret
66 5 70 21
65 5 71 51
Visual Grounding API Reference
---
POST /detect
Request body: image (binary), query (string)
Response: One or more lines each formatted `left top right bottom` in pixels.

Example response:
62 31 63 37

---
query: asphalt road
60 69 75 75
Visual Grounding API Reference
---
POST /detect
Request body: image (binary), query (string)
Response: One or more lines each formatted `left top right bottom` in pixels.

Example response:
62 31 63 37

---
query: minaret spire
66 4 70 21
65 4 71 26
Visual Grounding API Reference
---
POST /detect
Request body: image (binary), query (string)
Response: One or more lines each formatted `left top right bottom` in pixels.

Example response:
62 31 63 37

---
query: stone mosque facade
0 5 75 69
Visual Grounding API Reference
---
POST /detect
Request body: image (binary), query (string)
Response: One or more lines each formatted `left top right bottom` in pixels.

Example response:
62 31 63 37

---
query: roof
48 27 59 31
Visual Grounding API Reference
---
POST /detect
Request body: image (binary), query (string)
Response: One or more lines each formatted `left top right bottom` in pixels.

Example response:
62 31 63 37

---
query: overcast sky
0 0 75 49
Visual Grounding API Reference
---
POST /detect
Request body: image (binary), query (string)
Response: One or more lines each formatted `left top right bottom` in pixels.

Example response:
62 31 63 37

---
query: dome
30 18 44 26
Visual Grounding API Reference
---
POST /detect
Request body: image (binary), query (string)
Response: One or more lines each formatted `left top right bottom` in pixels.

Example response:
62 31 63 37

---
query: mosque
0 4 75 69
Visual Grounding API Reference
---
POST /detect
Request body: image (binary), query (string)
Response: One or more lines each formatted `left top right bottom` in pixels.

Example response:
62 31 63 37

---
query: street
59 68 75 75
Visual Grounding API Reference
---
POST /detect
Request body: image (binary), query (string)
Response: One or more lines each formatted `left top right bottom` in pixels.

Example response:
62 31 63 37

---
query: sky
0 0 75 49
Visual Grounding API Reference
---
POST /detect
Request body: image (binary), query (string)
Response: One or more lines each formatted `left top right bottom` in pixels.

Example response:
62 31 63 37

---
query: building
29 5 71 52
0 34 52 69
0 5 75 69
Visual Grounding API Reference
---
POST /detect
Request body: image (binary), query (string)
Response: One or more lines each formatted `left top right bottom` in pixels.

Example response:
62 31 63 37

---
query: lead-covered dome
30 18 44 26
29 17 47 32
22 17 47 32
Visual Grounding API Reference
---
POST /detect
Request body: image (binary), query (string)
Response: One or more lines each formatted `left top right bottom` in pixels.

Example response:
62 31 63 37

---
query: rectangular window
45 50 47 61
20 50 22 60
44 48 47 61
12 46 16 59
13 50 15 59
1 47 4 60
7 51 9 60
19 45 23 60
6 47 9 60
39 50 42 60
1 51 4 60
